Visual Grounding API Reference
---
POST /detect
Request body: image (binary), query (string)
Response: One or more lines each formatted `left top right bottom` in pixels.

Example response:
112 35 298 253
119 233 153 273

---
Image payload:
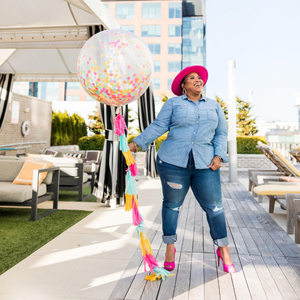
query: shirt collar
182 94 207 102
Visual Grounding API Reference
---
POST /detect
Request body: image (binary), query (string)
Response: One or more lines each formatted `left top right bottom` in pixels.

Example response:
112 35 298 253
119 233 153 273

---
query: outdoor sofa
0 159 60 221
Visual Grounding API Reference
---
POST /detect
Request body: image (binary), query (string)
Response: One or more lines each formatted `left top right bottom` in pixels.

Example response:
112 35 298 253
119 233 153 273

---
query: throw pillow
12 158 53 186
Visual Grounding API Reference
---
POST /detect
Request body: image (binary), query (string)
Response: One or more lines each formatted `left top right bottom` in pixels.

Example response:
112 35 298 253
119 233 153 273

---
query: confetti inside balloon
77 29 153 106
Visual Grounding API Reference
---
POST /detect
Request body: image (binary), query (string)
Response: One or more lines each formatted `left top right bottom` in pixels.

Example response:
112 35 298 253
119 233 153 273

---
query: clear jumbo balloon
77 29 153 107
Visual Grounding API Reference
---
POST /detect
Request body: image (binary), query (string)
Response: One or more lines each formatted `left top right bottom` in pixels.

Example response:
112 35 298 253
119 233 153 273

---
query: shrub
51 111 87 146
78 135 106 150
237 136 266 154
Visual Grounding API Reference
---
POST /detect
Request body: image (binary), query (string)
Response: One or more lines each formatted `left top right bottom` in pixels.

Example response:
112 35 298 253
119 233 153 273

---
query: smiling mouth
194 83 201 87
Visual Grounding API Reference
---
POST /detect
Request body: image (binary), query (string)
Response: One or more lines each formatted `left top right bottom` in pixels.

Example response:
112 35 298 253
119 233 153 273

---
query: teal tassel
153 267 171 281
120 134 130 152
134 222 145 237
126 170 138 195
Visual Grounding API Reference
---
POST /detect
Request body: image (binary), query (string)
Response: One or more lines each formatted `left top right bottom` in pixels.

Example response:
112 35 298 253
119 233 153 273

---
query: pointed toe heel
216 248 236 273
164 247 176 271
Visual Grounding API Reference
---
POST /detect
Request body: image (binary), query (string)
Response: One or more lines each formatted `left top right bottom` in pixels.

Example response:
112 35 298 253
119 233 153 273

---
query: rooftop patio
0 170 299 299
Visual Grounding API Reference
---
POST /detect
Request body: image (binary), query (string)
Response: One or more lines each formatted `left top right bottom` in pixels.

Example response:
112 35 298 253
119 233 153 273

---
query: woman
129 65 235 273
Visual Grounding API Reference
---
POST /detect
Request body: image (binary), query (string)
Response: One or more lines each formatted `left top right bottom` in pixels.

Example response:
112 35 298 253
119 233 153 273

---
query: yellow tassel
132 195 139 207
139 232 146 256
145 274 161 281
145 273 175 281
125 193 132 211
123 150 135 166
145 237 153 255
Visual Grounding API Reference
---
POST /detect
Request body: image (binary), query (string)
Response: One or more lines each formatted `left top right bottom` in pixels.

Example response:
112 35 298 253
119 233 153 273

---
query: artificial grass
0 208 92 275
59 186 97 202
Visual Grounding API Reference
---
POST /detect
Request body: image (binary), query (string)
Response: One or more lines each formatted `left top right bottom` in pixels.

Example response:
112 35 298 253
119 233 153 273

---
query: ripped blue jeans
156 151 228 247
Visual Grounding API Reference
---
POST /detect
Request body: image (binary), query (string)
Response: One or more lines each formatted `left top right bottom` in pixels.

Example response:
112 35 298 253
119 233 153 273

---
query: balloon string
113 112 171 281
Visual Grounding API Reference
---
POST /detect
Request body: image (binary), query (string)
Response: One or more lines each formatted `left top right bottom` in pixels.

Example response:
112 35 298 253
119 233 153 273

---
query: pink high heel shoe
216 248 236 273
164 247 176 271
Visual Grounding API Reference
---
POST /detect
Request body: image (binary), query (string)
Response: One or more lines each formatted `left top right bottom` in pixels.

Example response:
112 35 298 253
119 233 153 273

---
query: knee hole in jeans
167 182 182 189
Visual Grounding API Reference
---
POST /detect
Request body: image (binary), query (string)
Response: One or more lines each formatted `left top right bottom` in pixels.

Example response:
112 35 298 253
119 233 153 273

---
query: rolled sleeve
133 99 173 150
212 103 229 163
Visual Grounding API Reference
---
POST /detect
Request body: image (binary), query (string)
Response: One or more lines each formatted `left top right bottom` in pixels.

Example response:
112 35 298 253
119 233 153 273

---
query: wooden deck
109 171 300 300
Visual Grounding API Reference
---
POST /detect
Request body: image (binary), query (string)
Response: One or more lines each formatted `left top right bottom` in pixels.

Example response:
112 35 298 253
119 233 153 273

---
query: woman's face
181 72 203 95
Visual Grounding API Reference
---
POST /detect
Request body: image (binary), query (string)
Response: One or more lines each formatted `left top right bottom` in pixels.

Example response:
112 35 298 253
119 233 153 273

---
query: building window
153 78 160 90
168 78 173 90
38 82 60 101
142 25 161 37
168 43 181 54
103 3 108 9
148 44 161 54
67 82 80 89
142 3 161 19
66 95 80 101
154 61 161 72
168 61 181 72
169 25 181 37
116 3 135 19
169 3 181 18
120 25 135 33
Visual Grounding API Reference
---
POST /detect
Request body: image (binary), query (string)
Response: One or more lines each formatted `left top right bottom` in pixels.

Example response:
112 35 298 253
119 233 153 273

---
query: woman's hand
207 155 222 171
128 142 139 153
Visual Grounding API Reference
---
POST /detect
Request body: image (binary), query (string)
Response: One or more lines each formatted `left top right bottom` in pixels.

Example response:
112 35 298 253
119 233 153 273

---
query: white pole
228 61 237 182
249 90 253 105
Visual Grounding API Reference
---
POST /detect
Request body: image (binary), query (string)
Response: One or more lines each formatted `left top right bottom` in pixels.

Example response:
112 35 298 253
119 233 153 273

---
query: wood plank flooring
109 171 300 300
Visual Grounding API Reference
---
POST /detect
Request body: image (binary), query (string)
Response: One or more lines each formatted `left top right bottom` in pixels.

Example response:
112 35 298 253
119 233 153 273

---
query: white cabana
0 0 119 82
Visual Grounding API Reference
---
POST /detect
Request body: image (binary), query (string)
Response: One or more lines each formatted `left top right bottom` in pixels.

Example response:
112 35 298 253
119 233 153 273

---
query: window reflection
142 25 161 37
120 25 135 33
168 61 181 72
116 3 135 19
154 61 161 72
169 25 181 37
168 43 181 54
169 3 181 18
148 44 161 54
142 3 161 19
153 78 161 90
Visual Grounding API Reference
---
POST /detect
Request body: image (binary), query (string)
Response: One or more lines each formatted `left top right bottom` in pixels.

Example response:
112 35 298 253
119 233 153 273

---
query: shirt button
197 121 198 123
192 142 193 144
194 153 195 155
194 132 196 134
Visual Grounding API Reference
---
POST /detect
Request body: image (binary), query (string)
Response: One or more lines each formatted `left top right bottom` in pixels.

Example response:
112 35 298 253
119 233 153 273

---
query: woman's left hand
207 156 222 171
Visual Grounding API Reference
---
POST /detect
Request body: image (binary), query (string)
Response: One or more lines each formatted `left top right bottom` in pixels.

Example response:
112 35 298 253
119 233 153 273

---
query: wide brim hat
171 65 208 96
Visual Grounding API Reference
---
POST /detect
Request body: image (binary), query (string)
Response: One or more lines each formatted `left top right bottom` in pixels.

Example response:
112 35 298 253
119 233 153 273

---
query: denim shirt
133 94 229 169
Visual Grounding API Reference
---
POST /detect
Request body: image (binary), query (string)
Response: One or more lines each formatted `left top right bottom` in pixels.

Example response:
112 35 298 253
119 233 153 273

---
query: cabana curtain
0 74 15 133
94 104 128 205
137 83 158 178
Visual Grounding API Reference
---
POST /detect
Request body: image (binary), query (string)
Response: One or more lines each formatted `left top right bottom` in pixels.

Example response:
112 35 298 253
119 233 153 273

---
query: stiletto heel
164 247 176 271
216 248 236 273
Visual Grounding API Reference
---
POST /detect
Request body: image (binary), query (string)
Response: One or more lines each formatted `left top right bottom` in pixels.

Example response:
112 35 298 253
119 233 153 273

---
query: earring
182 88 186 95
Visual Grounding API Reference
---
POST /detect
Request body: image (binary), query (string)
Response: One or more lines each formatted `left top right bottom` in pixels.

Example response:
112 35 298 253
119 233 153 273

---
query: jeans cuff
213 236 228 247
162 234 177 244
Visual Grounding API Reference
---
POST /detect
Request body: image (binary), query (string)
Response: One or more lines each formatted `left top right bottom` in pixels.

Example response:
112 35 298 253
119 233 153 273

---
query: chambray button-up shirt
133 94 229 169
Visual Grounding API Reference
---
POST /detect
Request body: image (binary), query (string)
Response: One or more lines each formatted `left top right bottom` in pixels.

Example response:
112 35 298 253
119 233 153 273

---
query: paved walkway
1 171 300 299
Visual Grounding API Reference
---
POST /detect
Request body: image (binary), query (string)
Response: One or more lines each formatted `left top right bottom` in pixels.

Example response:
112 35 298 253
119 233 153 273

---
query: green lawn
0 208 92 275
59 186 97 202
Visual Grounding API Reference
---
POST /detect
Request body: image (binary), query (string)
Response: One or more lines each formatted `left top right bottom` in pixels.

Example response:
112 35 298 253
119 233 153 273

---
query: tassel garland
113 111 171 281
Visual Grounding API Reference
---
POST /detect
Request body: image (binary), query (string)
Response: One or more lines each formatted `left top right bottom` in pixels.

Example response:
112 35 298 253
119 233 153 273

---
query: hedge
236 136 267 154
79 134 267 154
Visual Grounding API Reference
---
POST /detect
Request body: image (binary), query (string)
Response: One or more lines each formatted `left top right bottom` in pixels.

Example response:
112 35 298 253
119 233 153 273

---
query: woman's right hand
128 142 139 153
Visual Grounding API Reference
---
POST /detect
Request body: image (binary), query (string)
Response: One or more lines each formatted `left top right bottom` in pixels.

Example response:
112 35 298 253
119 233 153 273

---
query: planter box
133 152 274 170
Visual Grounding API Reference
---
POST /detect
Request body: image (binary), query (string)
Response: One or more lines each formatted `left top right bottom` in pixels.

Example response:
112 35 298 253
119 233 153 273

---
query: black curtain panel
0 74 15 133
94 103 128 205
137 83 158 178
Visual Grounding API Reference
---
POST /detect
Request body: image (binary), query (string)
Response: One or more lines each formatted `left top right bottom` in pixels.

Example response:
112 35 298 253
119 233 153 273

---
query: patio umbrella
137 83 158 178
94 103 128 208
0 74 14 133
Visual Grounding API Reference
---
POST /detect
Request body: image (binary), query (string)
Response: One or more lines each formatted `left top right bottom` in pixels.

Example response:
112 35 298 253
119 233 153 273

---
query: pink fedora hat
171 65 208 96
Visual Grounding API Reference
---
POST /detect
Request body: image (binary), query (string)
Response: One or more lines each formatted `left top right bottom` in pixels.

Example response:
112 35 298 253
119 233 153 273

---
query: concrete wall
0 93 52 156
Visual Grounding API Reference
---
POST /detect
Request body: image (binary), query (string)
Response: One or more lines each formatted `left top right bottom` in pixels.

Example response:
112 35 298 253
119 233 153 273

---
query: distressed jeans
156 151 228 247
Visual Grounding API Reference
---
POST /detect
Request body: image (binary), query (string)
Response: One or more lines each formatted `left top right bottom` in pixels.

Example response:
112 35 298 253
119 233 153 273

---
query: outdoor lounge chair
290 150 300 164
254 182 300 235
285 194 300 244
250 145 300 201
0 160 60 221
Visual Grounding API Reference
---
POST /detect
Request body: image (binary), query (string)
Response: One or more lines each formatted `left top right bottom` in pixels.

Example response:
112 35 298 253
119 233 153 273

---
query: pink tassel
132 200 143 226
143 253 160 272
129 163 139 177
113 113 127 136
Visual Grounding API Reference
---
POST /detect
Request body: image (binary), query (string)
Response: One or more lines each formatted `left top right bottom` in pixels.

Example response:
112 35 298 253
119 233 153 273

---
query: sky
205 0 300 122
